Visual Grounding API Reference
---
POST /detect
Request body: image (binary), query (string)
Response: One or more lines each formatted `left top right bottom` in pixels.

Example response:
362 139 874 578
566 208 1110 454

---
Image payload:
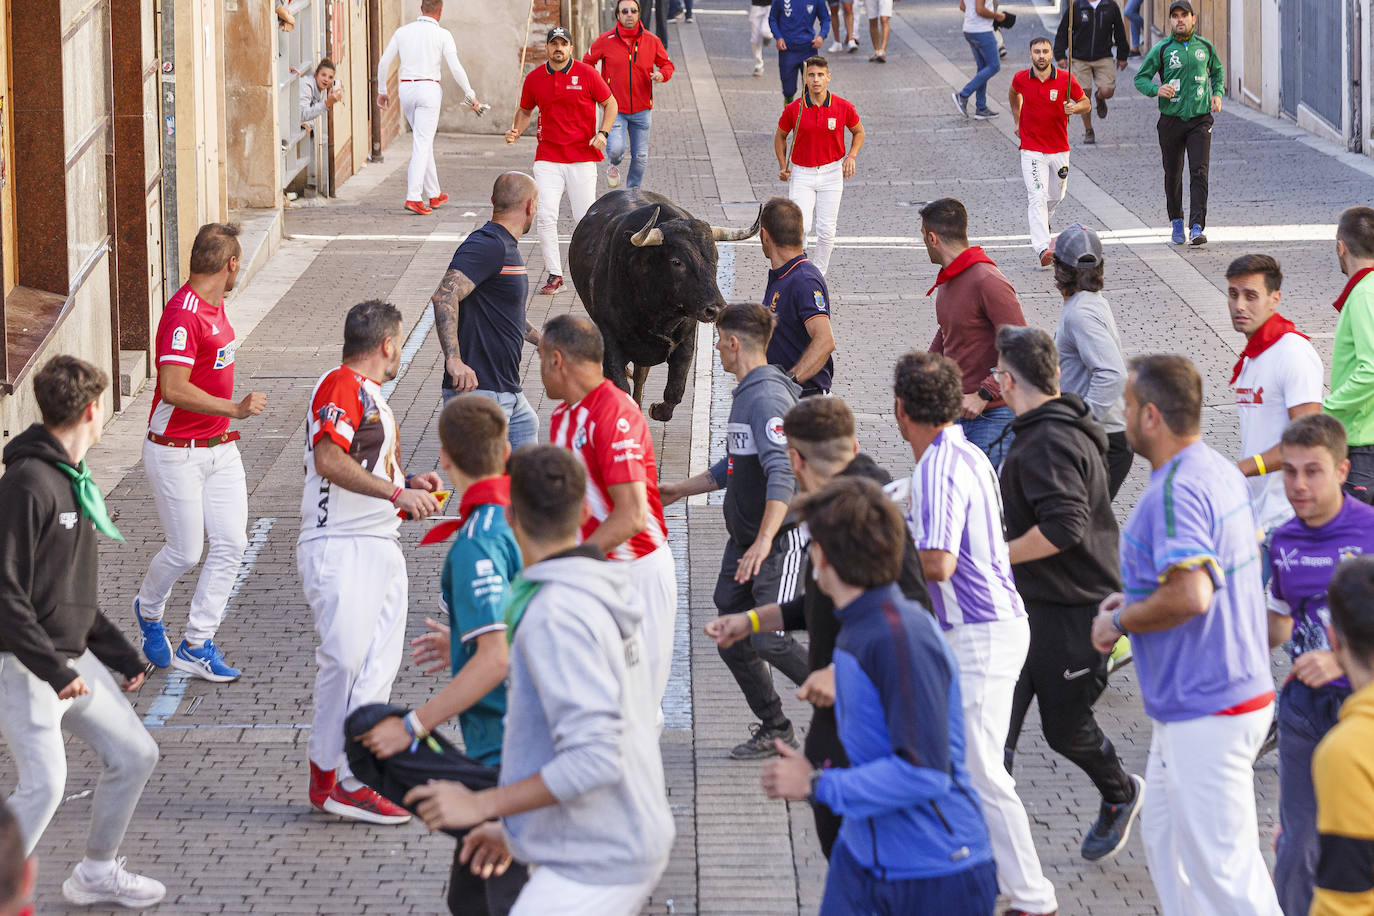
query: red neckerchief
926 246 997 296
419 476 511 546
615 22 642 45
1334 267 1374 312
1230 313 1308 385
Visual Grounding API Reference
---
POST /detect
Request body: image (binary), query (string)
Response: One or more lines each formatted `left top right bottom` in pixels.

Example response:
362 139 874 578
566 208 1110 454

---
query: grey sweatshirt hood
519 553 642 639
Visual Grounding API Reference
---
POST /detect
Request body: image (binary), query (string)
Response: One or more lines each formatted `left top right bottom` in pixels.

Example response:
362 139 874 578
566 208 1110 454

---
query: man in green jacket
1133 0 1223 247
1325 206 1374 504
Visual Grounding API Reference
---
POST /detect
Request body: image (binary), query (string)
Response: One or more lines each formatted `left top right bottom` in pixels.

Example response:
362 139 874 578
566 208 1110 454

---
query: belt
400 78 438 83
146 430 241 449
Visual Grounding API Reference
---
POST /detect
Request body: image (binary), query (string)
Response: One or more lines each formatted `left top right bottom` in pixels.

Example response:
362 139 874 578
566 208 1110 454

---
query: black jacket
1054 0 1129 63
999 395 1121 607
0 425 142 691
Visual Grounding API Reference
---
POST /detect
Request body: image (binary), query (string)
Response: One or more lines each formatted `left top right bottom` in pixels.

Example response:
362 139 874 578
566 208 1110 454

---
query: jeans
0 651 160 860
444 388 540 449
606 109 652 188
1344 444 1374 503
959 404 1015 468
960 30 1001 110
1275 680 1348 916
1122 0 1144 48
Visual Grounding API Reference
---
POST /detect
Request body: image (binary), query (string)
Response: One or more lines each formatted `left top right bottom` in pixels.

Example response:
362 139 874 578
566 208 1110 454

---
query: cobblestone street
7 0 1374 912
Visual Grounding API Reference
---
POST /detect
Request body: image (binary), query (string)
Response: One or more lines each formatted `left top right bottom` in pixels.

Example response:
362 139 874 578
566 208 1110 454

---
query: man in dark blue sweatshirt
761 476 996 914
768 0 828 102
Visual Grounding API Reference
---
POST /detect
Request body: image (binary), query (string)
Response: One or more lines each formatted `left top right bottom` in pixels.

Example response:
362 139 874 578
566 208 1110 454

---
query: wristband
390 486 403 504
1253 454 1267 476
1112 607 1129 636
405 710 429 739
747 609 761 633
597 129 609 137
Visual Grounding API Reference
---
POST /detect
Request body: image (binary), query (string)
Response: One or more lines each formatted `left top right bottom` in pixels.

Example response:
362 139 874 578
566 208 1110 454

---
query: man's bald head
542 314 604 365
492 172 537 215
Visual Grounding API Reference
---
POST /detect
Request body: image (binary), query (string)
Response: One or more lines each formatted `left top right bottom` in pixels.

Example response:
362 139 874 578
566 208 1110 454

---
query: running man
769 0 828 103
134 223 263 683
584 0 673 189
1053 0 1129 143
508 27 617 297
1009 37 1088 267
1133 0 1224 246
376 0 484 215
1324 206 1374 503
775 57 863 276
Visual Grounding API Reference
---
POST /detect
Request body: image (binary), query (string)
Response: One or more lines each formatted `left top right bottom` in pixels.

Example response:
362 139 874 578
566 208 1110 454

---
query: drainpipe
369 0 383 160
1351 0 1363 153
159 0 180 293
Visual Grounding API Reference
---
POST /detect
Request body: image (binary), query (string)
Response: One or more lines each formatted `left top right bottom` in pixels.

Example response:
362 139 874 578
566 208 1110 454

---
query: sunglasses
618 6 639 12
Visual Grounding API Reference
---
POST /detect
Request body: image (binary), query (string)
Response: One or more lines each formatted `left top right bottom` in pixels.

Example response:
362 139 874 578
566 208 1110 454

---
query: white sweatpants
533 159 597 277
400 80 443 202
298 535 408 776
1142 706 1283 916
788 159 844 275
137 440 249 643
1021 148 1070 256
625 544 677 707
511 864 663 916
948 617 1058 914
749 6 774 69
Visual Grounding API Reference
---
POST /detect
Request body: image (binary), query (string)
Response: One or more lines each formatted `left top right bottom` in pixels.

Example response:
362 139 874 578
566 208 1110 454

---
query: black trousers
344 704 528 916
1004 602 1134 805
804 708 849 859
1106 431 1134 501
1344 444 1374 504
714 536 811 730
1157 112 1213 228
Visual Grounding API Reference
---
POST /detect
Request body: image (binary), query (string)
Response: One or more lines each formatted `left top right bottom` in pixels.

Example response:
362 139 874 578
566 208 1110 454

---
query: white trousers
625 545 678 707
948 617 1058 914
1142 706 1283 916
788 159 844 275
1021 148 1070 255
511 864 662 916
749 6 774 68
137 440 249 643
400 80 443 202
298 535 408 775
533 159 597 277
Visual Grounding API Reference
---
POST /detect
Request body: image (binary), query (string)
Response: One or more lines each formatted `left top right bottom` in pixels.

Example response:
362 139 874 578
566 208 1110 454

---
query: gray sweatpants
0 651 159 859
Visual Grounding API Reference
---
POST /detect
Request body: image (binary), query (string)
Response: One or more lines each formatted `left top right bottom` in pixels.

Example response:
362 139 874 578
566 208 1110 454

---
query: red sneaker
1039 249 1054 268
429 193 449 209
322 782 412 825
308 762 336 811
404 200 433 215
538 273 564 295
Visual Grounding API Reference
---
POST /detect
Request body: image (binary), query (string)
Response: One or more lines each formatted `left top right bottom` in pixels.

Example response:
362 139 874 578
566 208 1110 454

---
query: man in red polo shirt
774 56 864 276
507 27 618 297
1009 37 1089 267
134 223 266 683
584 0 673 190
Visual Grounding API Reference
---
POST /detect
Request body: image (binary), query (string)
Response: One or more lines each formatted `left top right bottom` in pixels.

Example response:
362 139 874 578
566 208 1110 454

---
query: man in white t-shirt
1226 254 1323 544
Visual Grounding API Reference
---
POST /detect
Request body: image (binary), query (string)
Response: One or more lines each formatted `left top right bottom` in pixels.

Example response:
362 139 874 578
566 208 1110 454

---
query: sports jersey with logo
299 366 404 543
549 379 668 561
149 284 237 439
519 60 613 164
777 91 859 168
1011 67 1085 154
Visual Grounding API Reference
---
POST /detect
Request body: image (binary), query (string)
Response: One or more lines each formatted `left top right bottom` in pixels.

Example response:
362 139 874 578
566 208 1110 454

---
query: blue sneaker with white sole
133 598 172 668
172 639 241 682
1170 218 1185 245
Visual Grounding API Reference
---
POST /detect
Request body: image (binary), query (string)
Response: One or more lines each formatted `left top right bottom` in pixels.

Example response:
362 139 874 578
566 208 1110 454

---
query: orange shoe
429 193 449 209
308 762 336 811
322 782 412 825
404 200 433 215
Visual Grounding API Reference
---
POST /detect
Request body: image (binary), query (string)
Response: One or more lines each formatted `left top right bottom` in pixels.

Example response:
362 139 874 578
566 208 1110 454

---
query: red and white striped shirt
549 379 668 561
148 284 237 439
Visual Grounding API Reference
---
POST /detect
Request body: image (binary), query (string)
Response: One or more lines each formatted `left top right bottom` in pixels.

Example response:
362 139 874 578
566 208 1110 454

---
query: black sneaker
972 106 999 120
729 722 799 760
1096 94 1108 119
1255 719 1279 762
1083 128 1097 145
1081 773 1146 862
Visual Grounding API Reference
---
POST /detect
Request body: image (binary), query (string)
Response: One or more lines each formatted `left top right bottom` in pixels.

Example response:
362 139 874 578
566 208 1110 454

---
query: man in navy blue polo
428 171 543 447
760 197 835 396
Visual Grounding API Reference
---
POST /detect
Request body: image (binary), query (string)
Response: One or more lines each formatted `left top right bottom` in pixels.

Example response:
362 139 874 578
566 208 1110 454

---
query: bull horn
710 205 762 242
629 208 664 247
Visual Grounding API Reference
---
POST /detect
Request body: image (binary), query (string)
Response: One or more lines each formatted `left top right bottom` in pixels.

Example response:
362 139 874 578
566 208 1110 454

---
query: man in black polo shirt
429 172 543 447
759 197 835 397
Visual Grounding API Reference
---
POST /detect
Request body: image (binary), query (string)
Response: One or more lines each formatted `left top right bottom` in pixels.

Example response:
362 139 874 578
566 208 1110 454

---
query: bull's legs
630 364 650 405
603 333 633 396
649 331 696 422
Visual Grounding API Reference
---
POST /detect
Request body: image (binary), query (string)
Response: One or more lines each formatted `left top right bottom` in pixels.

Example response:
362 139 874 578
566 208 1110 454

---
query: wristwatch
785 369 798 382
976 386 995 402
597 129 609 137
806 769 822 805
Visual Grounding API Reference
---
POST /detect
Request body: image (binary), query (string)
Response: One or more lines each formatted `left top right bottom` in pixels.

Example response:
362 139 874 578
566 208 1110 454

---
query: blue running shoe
133 598 171 668
1170 218 1185 245
172 640 241 682
1189 223 1207 246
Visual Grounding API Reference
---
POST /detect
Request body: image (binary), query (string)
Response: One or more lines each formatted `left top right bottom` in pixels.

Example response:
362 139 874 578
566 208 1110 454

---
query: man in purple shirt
1267 413 1373 916
1091 354 1281 915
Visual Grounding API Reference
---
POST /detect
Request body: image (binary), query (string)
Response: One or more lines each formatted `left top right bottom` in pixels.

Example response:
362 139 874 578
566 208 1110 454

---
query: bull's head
627 206 762 323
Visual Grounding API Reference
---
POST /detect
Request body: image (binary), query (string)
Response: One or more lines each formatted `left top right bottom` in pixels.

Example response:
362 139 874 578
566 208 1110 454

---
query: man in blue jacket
769 0 828 103
762 476 997 914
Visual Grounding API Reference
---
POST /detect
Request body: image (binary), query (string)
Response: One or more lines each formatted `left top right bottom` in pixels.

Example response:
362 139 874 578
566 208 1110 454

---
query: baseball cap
1168 0 1194 13
1053 224 1104 268
546 26 572 44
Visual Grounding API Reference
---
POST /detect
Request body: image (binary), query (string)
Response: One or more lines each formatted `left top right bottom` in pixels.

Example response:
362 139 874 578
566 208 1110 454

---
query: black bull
568 190 761 422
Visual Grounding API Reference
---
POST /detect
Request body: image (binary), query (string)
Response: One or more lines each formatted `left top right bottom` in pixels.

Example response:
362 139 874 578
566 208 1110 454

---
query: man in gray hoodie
406 445 673 915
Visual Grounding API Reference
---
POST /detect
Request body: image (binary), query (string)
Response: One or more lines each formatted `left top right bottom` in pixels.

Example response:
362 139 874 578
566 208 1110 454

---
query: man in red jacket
585 0 673 190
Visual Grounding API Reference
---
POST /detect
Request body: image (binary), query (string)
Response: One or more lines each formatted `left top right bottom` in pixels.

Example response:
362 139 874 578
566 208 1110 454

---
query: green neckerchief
503 575 543 642
53 461 124 542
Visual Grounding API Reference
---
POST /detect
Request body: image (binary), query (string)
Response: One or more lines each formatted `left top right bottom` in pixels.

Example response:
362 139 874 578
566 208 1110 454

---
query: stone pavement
6 1 1374 912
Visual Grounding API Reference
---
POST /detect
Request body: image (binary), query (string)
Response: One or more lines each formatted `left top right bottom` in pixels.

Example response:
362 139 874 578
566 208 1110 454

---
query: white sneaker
62 858 167 909
607 164 621 188
846 37 859 51
753 64 764 77
827 40 843 53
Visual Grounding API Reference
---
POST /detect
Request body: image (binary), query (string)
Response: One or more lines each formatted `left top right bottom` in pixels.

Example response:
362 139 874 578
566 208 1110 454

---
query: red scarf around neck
1334 266 1374 312
616 22 642 42
1231 313 1308 385
419 476 511 545
926 246 997 296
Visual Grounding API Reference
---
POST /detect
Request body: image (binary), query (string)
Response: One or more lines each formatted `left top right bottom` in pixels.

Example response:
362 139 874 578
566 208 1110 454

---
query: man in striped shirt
892 352 1058 916
541 315 677 708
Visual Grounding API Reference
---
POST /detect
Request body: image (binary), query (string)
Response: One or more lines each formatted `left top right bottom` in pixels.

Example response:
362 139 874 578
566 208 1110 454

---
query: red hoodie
584 23 674 114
